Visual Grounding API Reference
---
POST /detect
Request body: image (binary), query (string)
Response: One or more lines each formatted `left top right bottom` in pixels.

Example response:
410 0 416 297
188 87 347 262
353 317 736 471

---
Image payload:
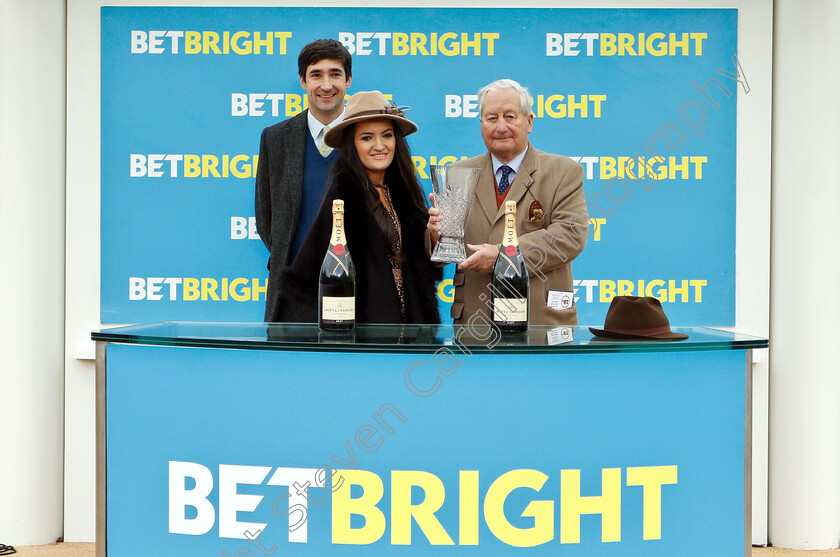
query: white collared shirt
307 109 346 142
491 146 528 186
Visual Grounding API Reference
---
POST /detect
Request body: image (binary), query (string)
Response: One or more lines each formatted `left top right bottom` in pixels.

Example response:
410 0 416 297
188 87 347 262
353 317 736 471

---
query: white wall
63 0 773 544
768 0 840 550
64 1 102 541
0 0 67 546
729 0 773 545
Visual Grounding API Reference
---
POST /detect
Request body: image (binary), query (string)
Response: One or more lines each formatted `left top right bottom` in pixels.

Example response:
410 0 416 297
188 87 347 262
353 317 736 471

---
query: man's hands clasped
427 192 499 273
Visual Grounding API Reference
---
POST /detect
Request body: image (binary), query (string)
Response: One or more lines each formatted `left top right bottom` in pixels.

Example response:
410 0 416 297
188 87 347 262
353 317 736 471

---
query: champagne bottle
492 200 529 333
319 200 356 332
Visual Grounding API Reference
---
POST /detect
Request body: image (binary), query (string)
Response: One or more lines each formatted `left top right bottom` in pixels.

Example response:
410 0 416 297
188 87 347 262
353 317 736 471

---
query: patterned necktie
498 165 513 195
317 125 333 157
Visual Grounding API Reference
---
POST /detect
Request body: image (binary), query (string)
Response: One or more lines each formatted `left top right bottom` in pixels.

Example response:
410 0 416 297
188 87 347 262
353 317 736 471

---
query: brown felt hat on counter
589 296 688 341
324 90 418 148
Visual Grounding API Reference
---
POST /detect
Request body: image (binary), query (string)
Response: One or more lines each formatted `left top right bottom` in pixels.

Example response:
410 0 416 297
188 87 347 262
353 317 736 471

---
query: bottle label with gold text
493 298 527 322
322 296 355 321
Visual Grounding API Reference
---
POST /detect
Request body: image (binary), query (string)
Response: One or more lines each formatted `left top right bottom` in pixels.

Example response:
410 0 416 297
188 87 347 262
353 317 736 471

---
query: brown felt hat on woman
324 90 418 148
589 296 688 340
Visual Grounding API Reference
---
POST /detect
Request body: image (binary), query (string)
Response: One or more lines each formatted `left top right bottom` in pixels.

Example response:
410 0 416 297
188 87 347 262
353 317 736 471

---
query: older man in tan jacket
428 79 589 326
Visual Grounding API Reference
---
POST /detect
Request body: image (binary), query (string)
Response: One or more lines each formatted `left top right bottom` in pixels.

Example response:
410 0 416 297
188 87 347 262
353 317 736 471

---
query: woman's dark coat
271 173 441 324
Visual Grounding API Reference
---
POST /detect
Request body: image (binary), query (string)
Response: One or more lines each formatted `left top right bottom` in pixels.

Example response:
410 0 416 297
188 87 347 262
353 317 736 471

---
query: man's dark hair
298 39 352 80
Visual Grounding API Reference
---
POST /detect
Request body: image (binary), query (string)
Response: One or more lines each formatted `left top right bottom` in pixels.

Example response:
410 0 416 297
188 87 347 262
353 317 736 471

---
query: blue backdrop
101 7 737 324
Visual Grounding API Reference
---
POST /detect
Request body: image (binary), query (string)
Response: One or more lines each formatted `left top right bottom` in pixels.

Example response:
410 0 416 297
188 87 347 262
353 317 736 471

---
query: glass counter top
92 322 768 354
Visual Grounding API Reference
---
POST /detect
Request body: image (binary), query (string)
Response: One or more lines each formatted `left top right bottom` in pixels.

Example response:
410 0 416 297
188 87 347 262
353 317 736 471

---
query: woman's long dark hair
329 120 428 214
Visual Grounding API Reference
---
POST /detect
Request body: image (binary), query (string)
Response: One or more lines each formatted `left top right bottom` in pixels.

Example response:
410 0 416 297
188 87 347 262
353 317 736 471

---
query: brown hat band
350 106 410 118
608 325 673 336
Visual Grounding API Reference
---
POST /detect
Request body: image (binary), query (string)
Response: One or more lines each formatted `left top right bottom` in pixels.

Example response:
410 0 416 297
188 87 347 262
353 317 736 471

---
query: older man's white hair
477 79 533 118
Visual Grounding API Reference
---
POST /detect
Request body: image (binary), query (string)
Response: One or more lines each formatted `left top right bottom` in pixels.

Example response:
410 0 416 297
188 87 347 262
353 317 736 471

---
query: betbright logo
169 462 677 547
545 32 707 57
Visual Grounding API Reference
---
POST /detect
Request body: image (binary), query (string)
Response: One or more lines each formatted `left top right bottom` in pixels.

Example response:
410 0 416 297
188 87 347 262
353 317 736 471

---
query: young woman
272 91 441 324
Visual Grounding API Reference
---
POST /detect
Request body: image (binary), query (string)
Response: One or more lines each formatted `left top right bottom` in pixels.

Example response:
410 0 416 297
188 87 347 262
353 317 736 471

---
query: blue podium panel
105 343 746 556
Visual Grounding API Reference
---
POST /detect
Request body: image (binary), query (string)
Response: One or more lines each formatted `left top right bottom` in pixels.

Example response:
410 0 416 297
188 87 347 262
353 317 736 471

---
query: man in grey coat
255 39 353 321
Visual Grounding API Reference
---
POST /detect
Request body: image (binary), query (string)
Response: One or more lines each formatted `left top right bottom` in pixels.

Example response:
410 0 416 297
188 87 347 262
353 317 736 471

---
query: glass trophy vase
430 165 482 263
